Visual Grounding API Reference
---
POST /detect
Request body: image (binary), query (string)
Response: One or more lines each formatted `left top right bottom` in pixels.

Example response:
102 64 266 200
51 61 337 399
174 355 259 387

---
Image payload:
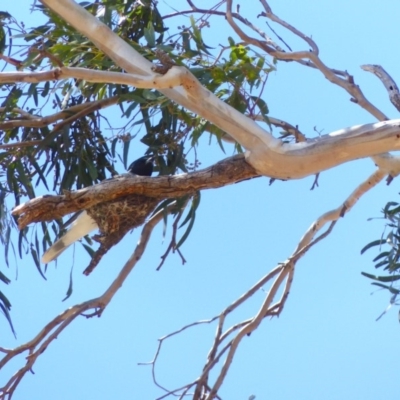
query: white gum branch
5 64 400 179
27 0 399 180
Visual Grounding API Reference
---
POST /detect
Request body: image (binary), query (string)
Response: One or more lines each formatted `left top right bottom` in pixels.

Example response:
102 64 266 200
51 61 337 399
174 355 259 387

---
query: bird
127 155 154 176
41 155 154 264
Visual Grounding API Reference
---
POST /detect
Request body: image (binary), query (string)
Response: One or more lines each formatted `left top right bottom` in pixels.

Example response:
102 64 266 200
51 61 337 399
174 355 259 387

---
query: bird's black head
127 155 154 176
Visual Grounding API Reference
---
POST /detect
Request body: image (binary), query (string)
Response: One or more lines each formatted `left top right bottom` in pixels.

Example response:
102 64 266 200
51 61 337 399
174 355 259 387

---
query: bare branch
254 115 306 142
143 159 400 399
0 97 118 131
361 64 400 112
5 65 400 180
32 0 398 181
226 0 387 121
0 202 175 399
293 157 400 255
12 155 259 229
206 264 291 399
259 0 319 53
2 3 398 399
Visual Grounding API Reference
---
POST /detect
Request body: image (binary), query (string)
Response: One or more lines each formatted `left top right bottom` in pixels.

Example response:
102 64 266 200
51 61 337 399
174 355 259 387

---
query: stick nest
83 194 161 275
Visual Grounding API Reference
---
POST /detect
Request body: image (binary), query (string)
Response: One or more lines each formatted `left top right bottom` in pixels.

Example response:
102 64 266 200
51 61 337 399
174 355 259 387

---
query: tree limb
32 0 398 181
4 65 400 179
12 154 259 229
293 154 400 257
0 97 118 130
0 202 174 400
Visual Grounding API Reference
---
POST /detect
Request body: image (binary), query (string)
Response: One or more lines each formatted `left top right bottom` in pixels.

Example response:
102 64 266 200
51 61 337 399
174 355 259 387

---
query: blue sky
1 1 400 399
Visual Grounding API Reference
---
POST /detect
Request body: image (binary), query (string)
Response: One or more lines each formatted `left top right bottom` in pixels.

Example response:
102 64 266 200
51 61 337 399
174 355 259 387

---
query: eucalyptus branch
33 0 400 181
255 115 306 142
12 155 259 229
206 264 291 399
4 65 400 180
145 261 288 399
0 97 118 130
2 2 398 399
145 158 400 399
174 0 282 50
176 1 347 79
259 0 319 53
226 0 387 121
0 140 42 150
0 202 175 400
138 317 218 396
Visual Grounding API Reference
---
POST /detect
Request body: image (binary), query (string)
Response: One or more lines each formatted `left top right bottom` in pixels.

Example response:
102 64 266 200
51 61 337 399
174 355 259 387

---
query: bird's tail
41 211 98 263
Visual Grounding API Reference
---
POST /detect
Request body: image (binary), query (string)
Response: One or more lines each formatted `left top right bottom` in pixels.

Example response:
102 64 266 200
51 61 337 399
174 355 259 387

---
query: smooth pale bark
38 0 400 179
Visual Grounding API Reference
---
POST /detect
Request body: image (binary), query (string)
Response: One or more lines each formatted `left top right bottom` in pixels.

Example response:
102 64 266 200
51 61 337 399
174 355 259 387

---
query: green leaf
31 246 47 280
152 197 180 216
123 137 130 169
18 229 26 259
250 96 269 118
0 289 11 309
0 269 10 284
122 101 139 118
0 11 12 21
179 204 194 229
256 56 265 71
111 137 118 158
0 25 6 54
361 272 400 282
189 16 212 55
85 157 98 181
42 81 50 97
4 224 11 267
375 259 390 269
176 193 200 249
370 282 400 294
40 123 70 149
15 160 35 199
62 265 74 301
383 201 399 214
144 21 156 48
176 211 195 249
372 251 390 263
142 89 160 101
28 83 39 107
0 299 16 337
1 87 22 112
30 157 50 190
82 243 96 258
360 239 386 254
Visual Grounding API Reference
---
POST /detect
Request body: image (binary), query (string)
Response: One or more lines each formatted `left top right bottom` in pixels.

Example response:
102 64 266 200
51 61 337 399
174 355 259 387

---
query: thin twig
0 97 118 130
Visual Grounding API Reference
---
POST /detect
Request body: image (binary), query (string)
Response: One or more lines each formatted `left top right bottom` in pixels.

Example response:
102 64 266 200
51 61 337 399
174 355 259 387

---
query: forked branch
0 202 175 400
34 0 400 181
142 157 400 399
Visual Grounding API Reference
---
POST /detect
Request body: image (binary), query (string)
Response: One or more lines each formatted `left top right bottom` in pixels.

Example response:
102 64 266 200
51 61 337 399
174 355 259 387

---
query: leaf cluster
361 201 400 298
0 0 274 328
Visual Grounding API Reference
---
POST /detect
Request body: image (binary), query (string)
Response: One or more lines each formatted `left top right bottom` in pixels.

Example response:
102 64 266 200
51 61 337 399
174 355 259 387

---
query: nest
83 194 161 275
